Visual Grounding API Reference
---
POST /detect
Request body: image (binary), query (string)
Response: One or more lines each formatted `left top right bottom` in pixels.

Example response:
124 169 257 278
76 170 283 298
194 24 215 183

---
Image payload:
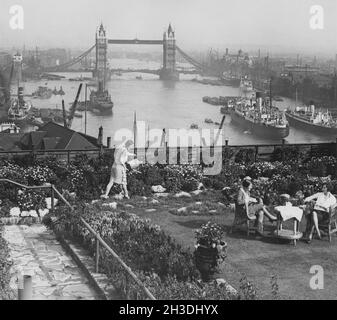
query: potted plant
194 222 227 282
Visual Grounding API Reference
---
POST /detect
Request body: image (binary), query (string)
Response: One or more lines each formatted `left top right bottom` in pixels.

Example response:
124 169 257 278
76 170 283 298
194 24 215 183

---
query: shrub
43 203 239 299
0 228 15 300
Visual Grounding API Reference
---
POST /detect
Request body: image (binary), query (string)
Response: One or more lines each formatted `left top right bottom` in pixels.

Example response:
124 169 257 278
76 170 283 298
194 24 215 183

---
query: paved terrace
3 224 99 300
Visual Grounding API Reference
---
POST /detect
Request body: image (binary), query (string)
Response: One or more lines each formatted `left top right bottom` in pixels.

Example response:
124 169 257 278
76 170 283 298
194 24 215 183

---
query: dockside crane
63 83 83 128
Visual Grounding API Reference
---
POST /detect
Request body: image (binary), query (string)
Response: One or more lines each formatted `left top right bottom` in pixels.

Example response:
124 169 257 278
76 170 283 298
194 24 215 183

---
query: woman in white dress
304 183 336 242
101 140 136 199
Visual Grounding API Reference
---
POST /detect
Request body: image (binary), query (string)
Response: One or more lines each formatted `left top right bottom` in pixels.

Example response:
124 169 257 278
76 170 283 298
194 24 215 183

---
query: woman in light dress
304 183 336 243
236 179 277 236
101 140 136 199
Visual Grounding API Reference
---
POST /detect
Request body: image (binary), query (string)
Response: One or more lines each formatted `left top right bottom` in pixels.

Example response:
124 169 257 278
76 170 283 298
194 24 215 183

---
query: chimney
97 126 103 146
107 137 111 148
256 92 263 111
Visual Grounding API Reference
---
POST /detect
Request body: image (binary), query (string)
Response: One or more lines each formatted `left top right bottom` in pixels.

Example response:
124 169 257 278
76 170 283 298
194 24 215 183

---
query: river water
21 58 334 147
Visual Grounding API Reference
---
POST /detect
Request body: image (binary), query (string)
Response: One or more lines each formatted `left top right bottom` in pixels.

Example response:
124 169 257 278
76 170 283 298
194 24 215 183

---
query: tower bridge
44 23 215 81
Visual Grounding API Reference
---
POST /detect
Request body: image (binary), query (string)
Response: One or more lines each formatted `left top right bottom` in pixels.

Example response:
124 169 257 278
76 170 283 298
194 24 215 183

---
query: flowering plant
195 221 225 247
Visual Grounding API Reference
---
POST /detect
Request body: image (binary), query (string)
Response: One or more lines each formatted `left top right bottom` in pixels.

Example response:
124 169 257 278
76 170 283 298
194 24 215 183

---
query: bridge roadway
108 39 163 45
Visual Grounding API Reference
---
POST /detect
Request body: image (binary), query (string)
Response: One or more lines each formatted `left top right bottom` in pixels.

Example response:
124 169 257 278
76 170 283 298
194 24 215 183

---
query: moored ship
285 103 337 135
230 92 289 139
221 73 241 87
89 82 114 112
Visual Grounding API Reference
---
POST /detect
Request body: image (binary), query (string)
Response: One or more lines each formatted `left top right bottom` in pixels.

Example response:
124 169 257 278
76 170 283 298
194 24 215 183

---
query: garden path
3 224 100 300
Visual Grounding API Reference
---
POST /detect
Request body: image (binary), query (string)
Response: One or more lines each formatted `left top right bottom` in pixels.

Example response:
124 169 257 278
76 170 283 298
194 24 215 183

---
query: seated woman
304 183 336 243
236 180 277 236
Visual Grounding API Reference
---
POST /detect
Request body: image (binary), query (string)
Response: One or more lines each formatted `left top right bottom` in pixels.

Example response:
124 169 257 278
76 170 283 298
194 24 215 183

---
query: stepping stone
191 190 203 196
154 193 169 198
102 202 117 210
177 207 187 213
174 192 191 198
151 185 166 193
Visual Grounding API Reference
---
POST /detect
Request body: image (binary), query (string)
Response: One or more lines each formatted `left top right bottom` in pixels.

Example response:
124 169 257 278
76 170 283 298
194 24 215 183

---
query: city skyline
1 0 337 56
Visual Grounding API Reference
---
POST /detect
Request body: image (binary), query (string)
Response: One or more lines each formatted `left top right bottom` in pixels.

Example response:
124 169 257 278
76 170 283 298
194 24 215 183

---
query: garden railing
0 139 336 165
0 179 156 300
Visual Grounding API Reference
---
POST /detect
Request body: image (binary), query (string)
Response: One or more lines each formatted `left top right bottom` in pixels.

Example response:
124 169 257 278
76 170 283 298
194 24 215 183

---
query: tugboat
285 102 337 135
8 86 33 122
58 86 65 95
89 81 113 112
230 92 289 139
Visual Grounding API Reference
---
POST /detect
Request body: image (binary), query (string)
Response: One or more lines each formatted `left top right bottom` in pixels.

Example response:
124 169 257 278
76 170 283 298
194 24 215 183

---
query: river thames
22 58 334 147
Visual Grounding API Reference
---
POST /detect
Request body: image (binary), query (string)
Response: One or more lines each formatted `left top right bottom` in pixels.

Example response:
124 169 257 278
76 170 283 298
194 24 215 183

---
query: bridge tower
95 23 108 91
160 24 179 81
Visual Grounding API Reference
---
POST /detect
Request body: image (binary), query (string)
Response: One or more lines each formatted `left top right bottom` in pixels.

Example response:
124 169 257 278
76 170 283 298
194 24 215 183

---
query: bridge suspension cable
176 46 206 71
45 44 96 72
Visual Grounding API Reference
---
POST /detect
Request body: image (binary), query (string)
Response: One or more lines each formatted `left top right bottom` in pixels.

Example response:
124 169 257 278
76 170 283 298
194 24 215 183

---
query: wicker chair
308 203 337 242
230 201 257 236
318 204 337 242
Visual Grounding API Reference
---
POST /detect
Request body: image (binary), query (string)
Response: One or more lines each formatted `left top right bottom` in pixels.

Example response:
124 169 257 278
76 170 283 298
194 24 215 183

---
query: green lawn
109 191 337 300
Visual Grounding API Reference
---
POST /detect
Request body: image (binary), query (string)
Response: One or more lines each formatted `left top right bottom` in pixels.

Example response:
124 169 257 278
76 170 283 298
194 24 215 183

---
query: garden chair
230 202 257 236
310 203 337 242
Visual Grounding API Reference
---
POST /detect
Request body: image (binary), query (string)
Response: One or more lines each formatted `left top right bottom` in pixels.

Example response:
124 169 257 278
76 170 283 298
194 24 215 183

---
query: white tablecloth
274 206 303 222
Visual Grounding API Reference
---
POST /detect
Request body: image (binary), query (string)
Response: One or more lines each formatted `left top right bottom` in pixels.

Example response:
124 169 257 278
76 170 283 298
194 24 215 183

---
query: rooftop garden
0 147 337 299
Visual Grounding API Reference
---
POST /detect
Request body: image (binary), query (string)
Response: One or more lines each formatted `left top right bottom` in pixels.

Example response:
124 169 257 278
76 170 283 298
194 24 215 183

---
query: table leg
294 219 297 235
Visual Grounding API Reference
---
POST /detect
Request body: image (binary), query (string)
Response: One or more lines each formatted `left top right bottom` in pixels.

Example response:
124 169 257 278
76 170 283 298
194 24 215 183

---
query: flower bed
1 155 337 214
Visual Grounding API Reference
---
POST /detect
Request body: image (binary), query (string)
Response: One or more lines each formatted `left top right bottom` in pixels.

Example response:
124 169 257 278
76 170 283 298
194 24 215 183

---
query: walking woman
101 140 136 199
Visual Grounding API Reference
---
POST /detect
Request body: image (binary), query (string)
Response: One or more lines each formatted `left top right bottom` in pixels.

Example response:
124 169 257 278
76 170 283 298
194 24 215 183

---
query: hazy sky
1 0 337 55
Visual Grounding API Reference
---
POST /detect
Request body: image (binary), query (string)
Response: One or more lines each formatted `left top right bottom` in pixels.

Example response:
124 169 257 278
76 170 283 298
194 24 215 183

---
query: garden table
273 205 303 246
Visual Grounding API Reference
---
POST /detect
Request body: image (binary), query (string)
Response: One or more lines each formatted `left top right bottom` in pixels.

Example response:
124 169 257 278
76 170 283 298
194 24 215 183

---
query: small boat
214 122 220 126
32 86 53 99
136 75 143 80
205 118 213 124
190 123 199 129
58 86 65 95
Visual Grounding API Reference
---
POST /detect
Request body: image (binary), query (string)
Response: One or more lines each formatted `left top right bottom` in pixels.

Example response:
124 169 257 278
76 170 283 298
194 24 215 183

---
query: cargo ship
230 92 289 139
285 103 337 135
